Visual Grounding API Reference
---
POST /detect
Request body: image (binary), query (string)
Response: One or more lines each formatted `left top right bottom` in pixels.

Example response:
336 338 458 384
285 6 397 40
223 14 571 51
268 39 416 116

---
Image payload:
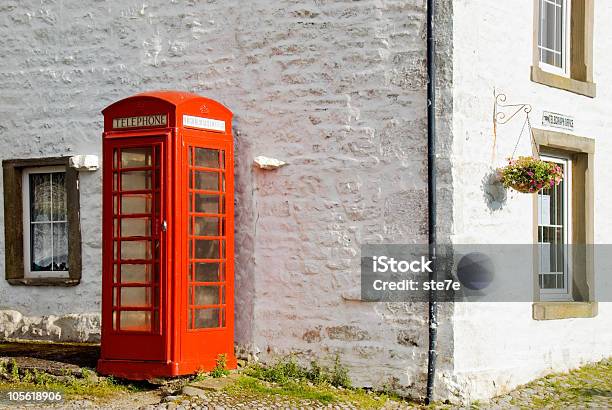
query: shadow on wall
482 168 507 212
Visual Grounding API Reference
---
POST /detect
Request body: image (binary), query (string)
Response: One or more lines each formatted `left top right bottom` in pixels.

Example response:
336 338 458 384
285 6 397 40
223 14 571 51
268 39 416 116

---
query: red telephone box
97 91 236 379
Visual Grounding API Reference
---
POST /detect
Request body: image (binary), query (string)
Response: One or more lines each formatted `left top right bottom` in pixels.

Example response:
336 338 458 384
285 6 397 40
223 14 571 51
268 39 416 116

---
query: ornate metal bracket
494 92 532 125
491 90 539 160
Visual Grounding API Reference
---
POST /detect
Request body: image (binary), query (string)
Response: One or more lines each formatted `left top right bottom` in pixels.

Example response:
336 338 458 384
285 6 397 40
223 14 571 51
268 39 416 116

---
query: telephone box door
101 135 168 361
180 132 234 365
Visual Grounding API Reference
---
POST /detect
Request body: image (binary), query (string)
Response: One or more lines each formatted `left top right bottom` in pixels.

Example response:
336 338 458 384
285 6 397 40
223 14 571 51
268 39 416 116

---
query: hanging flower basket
497 156 563 194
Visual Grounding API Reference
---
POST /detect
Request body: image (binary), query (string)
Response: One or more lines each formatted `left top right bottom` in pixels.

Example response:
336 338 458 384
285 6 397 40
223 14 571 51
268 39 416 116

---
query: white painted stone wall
450 0 612 401
0 0 455 399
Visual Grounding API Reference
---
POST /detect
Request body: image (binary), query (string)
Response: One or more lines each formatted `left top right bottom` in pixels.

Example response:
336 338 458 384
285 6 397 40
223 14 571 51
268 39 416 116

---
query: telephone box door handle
161 220 167 232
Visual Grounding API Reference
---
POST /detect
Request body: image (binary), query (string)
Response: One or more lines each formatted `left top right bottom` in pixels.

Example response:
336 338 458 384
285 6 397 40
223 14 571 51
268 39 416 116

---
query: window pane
121 264 155 283
540 226 563 245
52 222 68 271
121 194 153 214
540 49 556 66
191 193 224 214
539 0 564 68
194 148 220 168
193 171 221 191
30 173 52 222
52 173 67 221
194 262 223 282
194 308 219 328
191 217 221 236
119 311 152 332
540 272 565 290
121 148 152 168
120 286 153 307
194 239 224 259
31 223 52 271
120 218 151 237
542 274 557 289
194 285 220 305
545 2 556 49
121 240 152 260
555 3 563 53
120 171 152 191
539 242 564 274
556 273 564 288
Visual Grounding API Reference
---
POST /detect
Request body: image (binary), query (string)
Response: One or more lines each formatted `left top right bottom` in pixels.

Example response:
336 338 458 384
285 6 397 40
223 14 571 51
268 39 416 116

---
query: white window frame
538 155 572 301
537 0 571 77
22 165 70 278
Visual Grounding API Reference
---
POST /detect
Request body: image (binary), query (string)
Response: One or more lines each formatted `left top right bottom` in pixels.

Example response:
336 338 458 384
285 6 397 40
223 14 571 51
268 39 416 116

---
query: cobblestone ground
480 358 612 409
42 392 413 410
1 359 610 409
144 358 611 409
144 359 611 409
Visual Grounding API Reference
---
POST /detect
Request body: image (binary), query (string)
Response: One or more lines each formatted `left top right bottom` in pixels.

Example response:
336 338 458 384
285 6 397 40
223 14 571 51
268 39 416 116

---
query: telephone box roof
102 90 232 116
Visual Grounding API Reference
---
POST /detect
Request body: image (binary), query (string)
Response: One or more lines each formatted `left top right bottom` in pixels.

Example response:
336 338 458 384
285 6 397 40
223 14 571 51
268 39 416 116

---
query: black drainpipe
425 0 438 405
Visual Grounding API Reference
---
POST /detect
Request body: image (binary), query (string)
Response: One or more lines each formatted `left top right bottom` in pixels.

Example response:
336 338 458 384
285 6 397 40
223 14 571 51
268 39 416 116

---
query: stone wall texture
0 309 99 342
0 0 455 401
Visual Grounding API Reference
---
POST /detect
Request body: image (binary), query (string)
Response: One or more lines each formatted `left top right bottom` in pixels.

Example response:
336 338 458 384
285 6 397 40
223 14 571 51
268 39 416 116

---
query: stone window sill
532 302 598 320
531 66 596 98
7 277 80 287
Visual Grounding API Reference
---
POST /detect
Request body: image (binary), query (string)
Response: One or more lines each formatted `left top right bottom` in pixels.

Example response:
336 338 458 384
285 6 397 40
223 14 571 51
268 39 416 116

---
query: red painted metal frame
98 91 236 380
101 135 167 362
180 131 235 370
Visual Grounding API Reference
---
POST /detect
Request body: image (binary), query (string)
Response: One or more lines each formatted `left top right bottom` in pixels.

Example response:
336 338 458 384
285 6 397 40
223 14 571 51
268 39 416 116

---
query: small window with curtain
22 166 69 278
537 0 569 76
2 157 82 286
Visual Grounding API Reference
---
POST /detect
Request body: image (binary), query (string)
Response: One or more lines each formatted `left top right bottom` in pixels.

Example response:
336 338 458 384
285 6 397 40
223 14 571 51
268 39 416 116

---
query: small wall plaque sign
542 111 574 131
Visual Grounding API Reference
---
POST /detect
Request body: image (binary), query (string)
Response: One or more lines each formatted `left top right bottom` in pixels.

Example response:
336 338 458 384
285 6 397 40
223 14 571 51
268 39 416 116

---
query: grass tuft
0 364 144 401
210 354 230 378
228 355 391 408
244 355 351 388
